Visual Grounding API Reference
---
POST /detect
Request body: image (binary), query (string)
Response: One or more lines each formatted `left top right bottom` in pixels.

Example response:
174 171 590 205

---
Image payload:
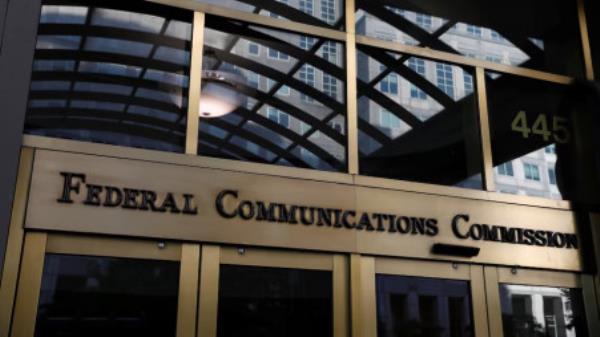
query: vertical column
470 265 490 337
581 274 600 336
350 254 376 337
345 0 359 175
197 245 220 337
333 254 349 337
483 266 504 337
177 244 201 337
577 0 595 80
10 232 47 337
476 67 495 192
0 148 34 337
0 0 41 281
186 12 205 155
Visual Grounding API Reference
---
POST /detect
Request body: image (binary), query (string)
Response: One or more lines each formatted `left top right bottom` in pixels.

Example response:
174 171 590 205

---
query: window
268 47 289 60
463 73 473 94
524 163 541 181
321 41 337 63
267 78 290 96
485 55 502 63
436 63 454 98
497 162 514 176
299 0 313 15
379 65 398 94
379 109 400 129
377 275 473 337
490 30 503 41
548 168 557 185
415 14 432 30
407 58 426 99
299 64 315 102
247 72 260 89
323 74 337 98
320 0 335 25
545 144 556 154
248 42 260 55
466 24 482 37
300 35 316 50
267 107 289 127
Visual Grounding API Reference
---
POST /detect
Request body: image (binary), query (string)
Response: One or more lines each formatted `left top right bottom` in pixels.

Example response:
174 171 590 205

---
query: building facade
0 0 599 337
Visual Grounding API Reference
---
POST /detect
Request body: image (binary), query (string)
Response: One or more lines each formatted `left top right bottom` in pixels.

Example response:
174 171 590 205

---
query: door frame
10 232 200 337
351 255 490 337
197 245 349 337
484 265 600 337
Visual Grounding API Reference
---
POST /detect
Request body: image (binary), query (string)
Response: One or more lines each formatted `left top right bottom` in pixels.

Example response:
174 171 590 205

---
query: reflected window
487 73 577 200
357 45 482 189
189 0 344 29
500 284 588 337
35 254 180 337
198 16 347 172
524 163 540 181
218 265 332 337
498 162 514 177
25 0 192 152
355 0 584 77
548 168 557 185
377 274 473 337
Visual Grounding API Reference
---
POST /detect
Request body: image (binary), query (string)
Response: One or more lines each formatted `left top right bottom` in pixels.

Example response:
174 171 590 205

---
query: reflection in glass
189 0 344 29
376 274 473 337
357 45 482 189
198 17 347 171
500 284 588 337
34 254 180 337
355 0 584 77
218 264 332 337
486 73 575 200
25 0 192 152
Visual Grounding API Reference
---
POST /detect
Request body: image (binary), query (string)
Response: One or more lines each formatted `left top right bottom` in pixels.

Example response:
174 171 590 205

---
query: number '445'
510 111 570 144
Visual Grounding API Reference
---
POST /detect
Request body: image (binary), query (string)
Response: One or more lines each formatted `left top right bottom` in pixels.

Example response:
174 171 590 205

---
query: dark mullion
30 90 182 114
357 80 423 128
31 71 185 95
236 0 329 28
366 20 457 88
119 19 171 125
204 46 344 112
28 107 184 132
358 2 459 55
64 6 94 112
34 49 189 73
25 118 185 145
37 24 191 50
365 46 455 108
204 118 315 167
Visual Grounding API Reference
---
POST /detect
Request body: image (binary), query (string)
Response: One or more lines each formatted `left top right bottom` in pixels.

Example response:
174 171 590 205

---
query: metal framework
1 0 599 336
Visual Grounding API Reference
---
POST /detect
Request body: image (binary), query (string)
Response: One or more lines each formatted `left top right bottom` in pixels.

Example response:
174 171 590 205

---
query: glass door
10 233 199 337
354 256 489 337
484 266 599 337
196 245 348 337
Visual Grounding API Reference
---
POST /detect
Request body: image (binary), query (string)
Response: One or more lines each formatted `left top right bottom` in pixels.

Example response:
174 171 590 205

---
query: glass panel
198 17 347 172
486 72 577 200
500 284 588 337
376 274 473 337
586 0 600 80
25 0 193 153
218 264 332 337
35 254 180 337
357 45 482 189
189 0 344 30
355 0 584 77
